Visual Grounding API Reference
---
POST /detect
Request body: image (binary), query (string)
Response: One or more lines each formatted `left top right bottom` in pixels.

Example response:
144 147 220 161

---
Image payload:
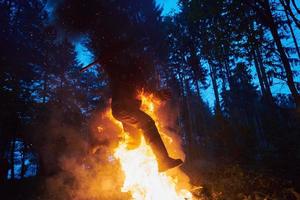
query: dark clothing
112 98 149 130
104 53 158 140
111 97 169 162
103 50 147 100
102 50 173 167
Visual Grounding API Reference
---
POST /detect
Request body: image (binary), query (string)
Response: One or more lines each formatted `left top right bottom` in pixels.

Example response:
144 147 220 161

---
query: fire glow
106 92 194 200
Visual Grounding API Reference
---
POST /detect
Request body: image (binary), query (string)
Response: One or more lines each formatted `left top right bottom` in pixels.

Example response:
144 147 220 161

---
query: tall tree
251 0 300 108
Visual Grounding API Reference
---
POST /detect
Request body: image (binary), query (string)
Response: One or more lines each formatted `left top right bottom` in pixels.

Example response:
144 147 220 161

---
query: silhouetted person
56 0 182 172
92 50 183 172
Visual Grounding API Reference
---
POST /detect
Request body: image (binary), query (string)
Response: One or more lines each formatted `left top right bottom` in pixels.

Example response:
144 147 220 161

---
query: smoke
44 154 127 200
33 98 193 199
31 105 128 200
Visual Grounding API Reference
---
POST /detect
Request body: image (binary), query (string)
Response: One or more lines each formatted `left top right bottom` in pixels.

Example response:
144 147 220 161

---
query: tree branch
280 0 300 29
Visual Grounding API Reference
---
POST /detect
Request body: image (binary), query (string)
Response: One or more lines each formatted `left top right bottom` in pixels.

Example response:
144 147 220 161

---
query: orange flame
105 91 194 200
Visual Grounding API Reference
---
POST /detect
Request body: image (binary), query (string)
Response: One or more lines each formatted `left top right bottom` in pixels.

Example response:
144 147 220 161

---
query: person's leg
135 111 183 172
112 104 182 171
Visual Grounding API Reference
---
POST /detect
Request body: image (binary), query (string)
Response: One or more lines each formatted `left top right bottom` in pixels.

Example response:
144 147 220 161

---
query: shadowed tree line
0 0 300 199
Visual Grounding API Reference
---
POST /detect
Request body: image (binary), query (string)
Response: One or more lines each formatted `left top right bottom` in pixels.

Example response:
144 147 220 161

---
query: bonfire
101 91 194 200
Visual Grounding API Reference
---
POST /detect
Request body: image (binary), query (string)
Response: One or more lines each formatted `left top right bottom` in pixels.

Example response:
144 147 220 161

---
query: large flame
105 92 193 200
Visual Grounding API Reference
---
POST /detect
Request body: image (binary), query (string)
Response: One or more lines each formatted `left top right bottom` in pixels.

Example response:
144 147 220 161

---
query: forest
0 0 300 199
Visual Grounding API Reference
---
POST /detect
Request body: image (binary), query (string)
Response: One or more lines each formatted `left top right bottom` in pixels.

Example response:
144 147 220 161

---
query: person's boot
158 157 183 172
143 125 183 172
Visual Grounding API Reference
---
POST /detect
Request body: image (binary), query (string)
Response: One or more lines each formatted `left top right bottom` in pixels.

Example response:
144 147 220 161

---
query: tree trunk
263 0 300 108
189 41 205 88
178 71 195 162
42 72 48 104
252 48 266 97
184 78 198 161
209 62 221 115
0 141 9 182
10 137 16 180
256 47 275 106
20 144 27 179
248 19 274 104
224 58 233 89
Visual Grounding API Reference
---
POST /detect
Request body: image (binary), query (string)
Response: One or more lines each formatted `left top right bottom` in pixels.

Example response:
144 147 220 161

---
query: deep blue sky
156 0 179 15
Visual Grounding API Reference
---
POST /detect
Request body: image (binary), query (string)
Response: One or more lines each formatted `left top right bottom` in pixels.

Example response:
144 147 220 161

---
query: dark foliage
0 0 300 199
